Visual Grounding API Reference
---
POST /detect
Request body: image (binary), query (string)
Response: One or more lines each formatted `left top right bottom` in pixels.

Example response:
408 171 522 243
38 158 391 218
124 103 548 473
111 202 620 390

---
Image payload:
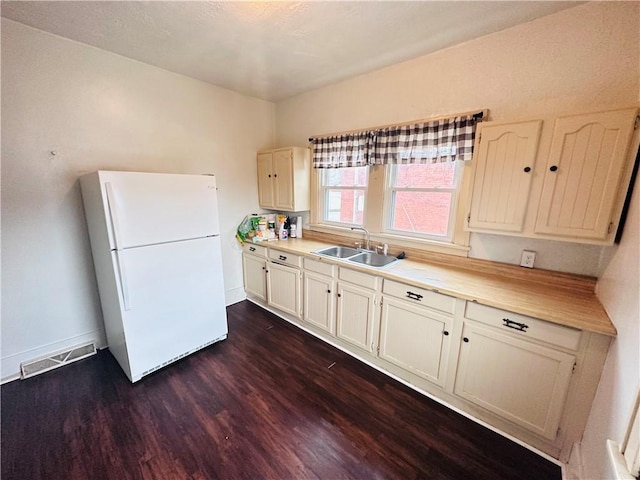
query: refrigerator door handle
105 182 123 251
115 251 132 311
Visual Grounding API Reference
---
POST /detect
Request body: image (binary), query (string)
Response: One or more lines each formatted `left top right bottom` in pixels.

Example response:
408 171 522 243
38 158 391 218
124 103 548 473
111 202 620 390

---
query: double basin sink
314 245 399 268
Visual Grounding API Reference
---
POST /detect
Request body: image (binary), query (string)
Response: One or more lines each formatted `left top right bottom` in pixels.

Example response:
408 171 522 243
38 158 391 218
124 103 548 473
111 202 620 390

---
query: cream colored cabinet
303 263 336 334
466 108 637 244
242 244 267 301
257 147 311 212
266 249 302 318
379 296 453 388
454 303 580 441
335 268 379 353
468 120 542 232
534 108 637 240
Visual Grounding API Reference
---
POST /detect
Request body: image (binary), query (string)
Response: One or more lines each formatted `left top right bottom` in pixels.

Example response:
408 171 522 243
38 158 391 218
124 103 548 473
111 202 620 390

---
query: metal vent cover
20 342 96 379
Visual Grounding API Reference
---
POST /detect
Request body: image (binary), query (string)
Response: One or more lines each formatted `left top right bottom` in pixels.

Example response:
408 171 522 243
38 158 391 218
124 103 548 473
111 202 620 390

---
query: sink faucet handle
382 243 388 255
375 245 383 254
354 241 362 250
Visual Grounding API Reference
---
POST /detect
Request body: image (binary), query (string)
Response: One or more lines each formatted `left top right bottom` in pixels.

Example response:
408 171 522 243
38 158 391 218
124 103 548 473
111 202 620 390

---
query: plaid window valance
371 115 479 165
311 113 481 168
311 131 374 169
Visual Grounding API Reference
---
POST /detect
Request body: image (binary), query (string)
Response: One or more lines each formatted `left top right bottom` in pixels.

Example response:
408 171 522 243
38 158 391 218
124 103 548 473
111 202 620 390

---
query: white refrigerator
80 171 228 382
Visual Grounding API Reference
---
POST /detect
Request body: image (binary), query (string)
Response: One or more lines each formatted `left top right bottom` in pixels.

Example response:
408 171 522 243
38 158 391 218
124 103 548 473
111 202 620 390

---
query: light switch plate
520 250 536 268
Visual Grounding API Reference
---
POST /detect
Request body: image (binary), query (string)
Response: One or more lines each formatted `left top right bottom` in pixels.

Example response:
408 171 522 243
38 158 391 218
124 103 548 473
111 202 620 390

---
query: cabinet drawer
303 258 336 277
339 267 379 290
464 302 581 351
383 279 455 314
242 243 267 258
268 249 301 268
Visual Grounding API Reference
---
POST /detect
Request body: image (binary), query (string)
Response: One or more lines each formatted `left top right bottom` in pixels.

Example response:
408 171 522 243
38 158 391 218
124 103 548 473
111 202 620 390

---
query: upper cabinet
534 109 637 241
468 120 542 233
466 108 638 244
257 147 311 212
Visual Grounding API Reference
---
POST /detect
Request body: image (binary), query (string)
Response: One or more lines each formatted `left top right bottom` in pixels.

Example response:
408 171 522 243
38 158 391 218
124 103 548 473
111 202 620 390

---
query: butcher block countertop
257 237 616 337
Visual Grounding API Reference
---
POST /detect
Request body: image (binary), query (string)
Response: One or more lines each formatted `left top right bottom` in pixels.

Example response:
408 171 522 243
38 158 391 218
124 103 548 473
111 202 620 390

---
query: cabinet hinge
467 212 471 224
478 132 482 143
634 115 640 130
608 222 614 234
572 362 577 373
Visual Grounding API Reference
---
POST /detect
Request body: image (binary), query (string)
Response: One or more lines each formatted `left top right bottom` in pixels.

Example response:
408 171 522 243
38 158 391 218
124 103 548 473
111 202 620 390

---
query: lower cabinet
336 280 377 353
303 270 336 334
242 252 267 301
266 262 301 318
454 321 575 440
379 296 453 388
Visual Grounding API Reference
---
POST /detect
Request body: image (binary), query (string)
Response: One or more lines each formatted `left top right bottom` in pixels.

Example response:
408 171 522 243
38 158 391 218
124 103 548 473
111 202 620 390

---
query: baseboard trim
1 329 106 383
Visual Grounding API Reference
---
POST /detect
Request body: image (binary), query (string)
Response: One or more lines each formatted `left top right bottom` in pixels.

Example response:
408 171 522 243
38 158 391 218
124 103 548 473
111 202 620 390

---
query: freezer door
101 171 220 249
114 236 228 380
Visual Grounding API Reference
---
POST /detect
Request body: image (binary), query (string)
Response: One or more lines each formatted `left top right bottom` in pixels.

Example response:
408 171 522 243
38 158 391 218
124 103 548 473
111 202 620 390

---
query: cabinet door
257 152 274 208
454 322 575 440
273 149 294 210
303 271 336 334
266 262 301 318
535 108 636 240
379 297 453 387
242 253 266 301
468 120 542 232
336 282 376 353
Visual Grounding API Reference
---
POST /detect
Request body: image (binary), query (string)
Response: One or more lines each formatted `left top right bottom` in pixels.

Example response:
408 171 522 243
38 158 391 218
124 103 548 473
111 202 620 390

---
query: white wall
574 168 640 478
275 2 640 277
1 19 275 380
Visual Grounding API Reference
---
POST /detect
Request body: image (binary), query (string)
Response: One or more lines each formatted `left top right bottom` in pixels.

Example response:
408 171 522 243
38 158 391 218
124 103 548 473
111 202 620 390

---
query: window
385 162 462 241
320 167 368 226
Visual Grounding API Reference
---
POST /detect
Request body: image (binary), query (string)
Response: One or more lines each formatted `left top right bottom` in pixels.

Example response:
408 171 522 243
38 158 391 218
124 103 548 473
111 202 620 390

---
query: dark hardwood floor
2 300 561 479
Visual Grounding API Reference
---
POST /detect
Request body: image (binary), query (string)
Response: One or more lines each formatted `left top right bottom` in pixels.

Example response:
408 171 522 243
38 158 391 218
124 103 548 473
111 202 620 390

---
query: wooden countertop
255 238 616 337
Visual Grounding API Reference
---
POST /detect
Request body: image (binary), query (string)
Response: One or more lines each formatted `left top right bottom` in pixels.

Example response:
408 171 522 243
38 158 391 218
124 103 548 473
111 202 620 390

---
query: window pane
391 191 452 236
325 189 365 225
324 167 368 187
394 163 456 189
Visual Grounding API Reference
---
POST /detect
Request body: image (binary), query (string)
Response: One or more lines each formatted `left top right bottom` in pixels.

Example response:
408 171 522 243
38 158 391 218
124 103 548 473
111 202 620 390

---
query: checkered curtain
311 132 374 169
371 115 479 165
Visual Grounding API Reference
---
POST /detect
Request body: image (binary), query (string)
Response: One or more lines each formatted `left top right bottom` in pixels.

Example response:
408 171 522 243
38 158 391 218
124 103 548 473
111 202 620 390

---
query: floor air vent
20 342 97 379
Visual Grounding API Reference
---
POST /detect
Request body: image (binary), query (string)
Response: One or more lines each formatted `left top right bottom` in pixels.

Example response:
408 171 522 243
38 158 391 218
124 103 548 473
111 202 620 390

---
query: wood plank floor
2 300 561 480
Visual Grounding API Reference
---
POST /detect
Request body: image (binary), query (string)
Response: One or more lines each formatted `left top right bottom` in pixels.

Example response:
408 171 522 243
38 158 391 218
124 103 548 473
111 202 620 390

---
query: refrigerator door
101 171 220 249
114 236 228 381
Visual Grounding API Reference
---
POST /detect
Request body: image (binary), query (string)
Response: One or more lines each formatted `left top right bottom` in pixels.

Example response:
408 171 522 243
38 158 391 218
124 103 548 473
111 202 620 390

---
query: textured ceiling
1 1 581 102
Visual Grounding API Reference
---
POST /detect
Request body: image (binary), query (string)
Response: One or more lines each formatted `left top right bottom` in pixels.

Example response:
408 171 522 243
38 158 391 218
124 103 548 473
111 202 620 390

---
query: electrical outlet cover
520 250 536 268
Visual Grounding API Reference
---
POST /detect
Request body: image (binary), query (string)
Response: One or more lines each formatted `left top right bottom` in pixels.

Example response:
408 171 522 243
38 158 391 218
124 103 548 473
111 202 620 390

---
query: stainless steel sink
347 252 399 268
314 245 361 258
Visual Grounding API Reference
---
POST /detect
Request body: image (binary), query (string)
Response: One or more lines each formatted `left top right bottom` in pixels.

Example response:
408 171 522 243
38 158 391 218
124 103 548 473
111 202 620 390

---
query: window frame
382 161 464 243
317 166 369 228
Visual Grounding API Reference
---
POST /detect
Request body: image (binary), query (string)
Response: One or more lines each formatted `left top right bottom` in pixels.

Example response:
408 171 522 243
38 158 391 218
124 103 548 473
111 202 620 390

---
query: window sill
308 223 470 258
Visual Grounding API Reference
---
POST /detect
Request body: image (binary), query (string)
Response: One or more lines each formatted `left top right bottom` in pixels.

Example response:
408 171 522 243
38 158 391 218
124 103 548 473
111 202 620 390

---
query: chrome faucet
351 226 370 251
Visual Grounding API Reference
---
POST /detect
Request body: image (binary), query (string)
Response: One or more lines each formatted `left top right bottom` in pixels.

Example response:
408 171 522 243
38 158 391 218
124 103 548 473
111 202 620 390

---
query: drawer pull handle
503 318 529 332
249 246 256 252
406 291 423 301
279 255 287 261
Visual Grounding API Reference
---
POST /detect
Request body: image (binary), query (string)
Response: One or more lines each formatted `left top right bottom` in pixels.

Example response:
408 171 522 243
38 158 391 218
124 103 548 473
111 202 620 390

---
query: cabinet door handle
327 289 331 294
463 337 469 343
550 165 558 172
274 174 278 178
337 293 342 298
443 331 449 336
268 174 271 178
406 291 423 301
262 266 265 270
523 166 531 173
503 318 529 332
249 246 256 252
279 255 287 261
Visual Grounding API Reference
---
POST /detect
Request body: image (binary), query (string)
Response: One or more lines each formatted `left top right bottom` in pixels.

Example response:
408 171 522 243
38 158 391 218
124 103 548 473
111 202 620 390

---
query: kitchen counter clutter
241 236 615 462
257 238 615 336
